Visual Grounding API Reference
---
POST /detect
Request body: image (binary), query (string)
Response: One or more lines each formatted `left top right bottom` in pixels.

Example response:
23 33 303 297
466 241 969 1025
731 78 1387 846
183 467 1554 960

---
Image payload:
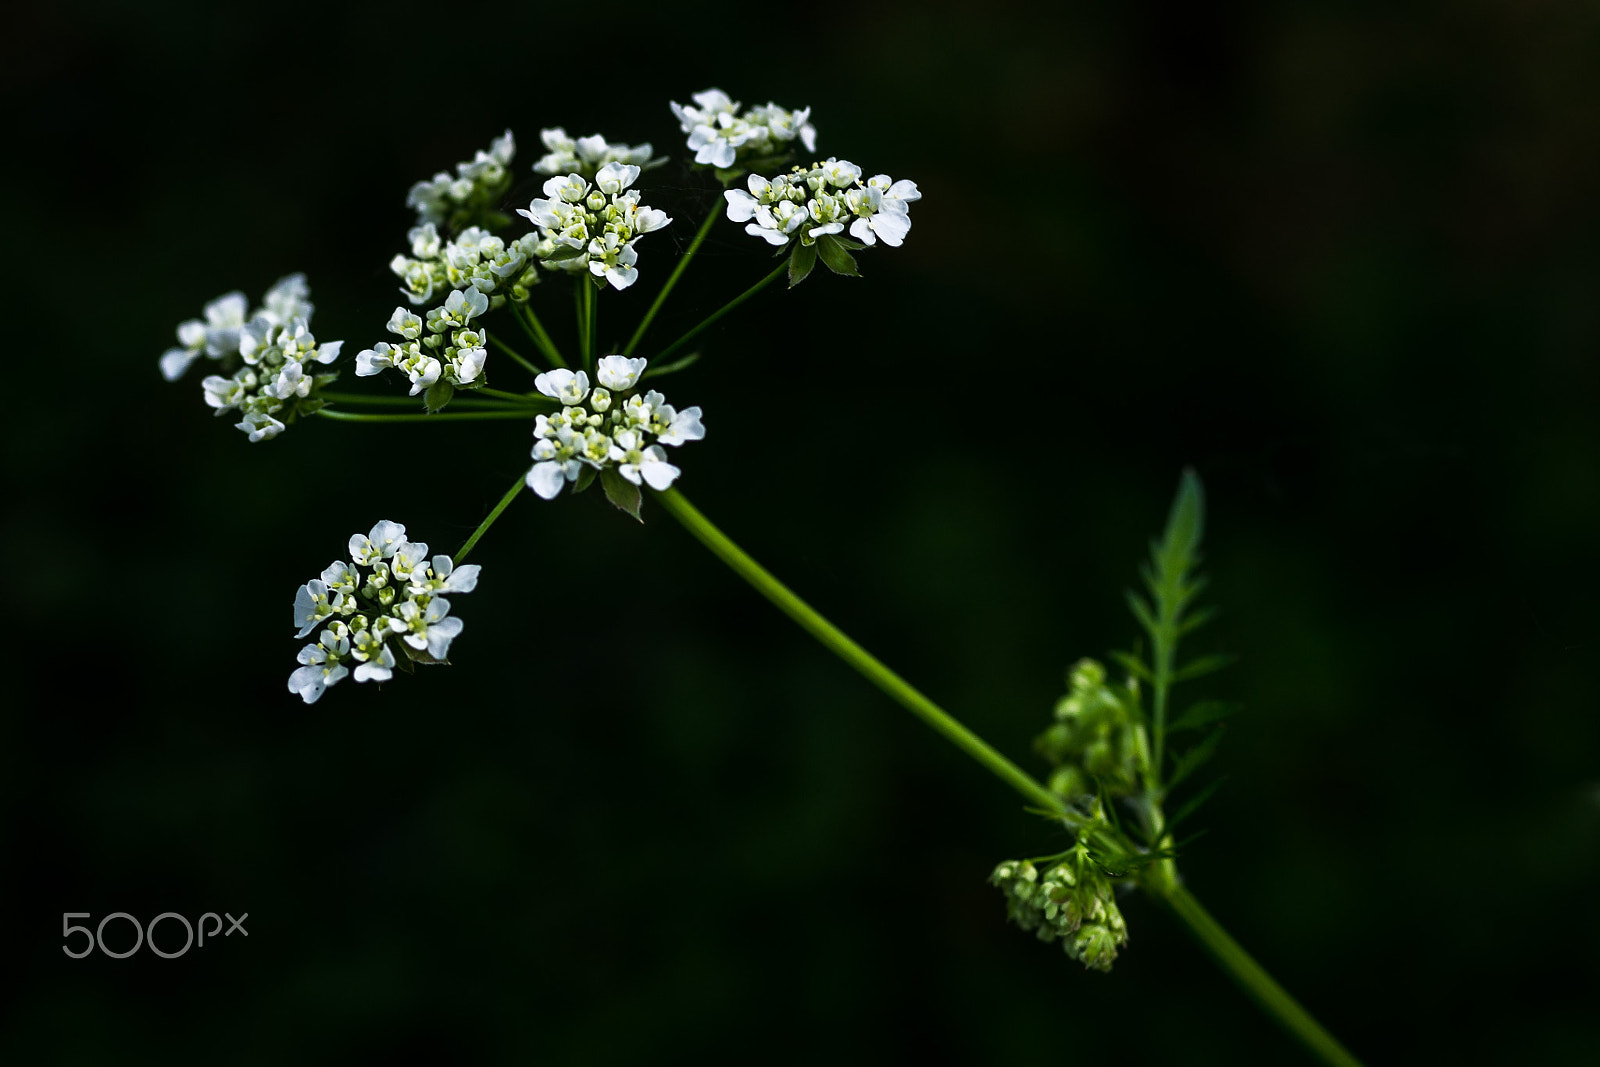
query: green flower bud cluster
1033 658 1145 800
989 841 1130 972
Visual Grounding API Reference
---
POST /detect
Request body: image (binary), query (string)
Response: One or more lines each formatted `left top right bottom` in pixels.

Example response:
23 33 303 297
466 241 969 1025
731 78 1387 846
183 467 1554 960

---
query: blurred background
4 0 1597 1062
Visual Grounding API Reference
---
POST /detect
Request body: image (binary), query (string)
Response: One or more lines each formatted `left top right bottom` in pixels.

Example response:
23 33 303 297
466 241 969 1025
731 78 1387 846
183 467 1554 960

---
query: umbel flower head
159 274 341 442
407 130 516 233
989 840 1130 973
526 355 704 501
288 520 481 704
725 160 920 250
670 88 816 174
390 222 541 307
356 293 491 399
517 163 672 290
534 128 660 179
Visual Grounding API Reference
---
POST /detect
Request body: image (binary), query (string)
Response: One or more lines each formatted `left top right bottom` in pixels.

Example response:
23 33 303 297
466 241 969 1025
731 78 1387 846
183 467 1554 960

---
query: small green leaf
572 466 597 495
814 234 860 276
1124 590 1157 638
1170 653 1237 684
641 351 701 380
788 242 817 287
1167 727 1225 791
601 468 643 522
832 235 866 250
424 379 455 414
1178 604 1219 635
1109 649 1152 683
1168 699 1240 734
1166 776 1227 837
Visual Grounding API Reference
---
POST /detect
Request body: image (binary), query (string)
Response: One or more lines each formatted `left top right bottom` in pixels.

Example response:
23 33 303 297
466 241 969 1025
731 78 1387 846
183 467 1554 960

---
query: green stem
624 207 719 356
651 259 787 365
586 282 599 366
453 472 526 564
315 409 538 424
654 488 1075 821
513 301 566 368
659 487 1363 1067
488 332 542 378
321 392 525 409
1160 887 1366 1067
478 386 548 404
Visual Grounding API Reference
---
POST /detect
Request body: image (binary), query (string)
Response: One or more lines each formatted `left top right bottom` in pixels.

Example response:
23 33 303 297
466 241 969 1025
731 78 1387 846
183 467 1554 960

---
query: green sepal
391 647 416 674
572 466 598 495
542 243 587 263
297 397 326 417
788 242 817 287
313 372 341 389
814 234 860 276
424 379 455 414
399 640 449 667
601 468 643 523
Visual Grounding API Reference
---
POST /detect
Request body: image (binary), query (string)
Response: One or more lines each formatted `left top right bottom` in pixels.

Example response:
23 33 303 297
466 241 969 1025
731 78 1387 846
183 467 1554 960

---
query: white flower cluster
517 164 672 290
526 355 704 499
160 275 343 442
671 88 816 171
356 290 490 396
725 160 921 249
289 520 481 705
534 127 657 179
406 130 516 232
390 222 541 307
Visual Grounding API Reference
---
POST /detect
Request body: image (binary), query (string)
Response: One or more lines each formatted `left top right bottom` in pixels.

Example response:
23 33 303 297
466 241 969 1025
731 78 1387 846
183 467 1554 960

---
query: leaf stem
512 301 565 368
1158 886 1366 1067
651 260 787 366
654 488 1076 822
315 408 539 424
453 472 526 564
488 332 542 378
624 207 719 356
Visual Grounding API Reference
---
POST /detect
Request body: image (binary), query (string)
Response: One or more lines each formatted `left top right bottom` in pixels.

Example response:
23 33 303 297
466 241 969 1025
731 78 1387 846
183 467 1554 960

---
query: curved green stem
488 332 542 379
624 207 719 356
315 408 538 424
321 392 528 409
512 301 565 368
657 487 1364 1067
1160 887 1365 1067
651 259 787 366
454 472 526 564
477 386 548 404
655 488 1073 820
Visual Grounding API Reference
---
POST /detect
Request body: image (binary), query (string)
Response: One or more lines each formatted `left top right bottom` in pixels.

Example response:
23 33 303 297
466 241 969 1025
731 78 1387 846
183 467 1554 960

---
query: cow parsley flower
406 130 516 232
389 222 542 307
670 89 816 173
725 160 920 251
533 128 660 178
162 274 341 441
525 355 704 500
288 520 483 704
517 164 672 290
356 290 491 399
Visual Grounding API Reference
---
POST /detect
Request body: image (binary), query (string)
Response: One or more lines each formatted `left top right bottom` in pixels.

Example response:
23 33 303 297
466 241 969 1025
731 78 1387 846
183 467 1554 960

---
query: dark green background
5 1 1596 1062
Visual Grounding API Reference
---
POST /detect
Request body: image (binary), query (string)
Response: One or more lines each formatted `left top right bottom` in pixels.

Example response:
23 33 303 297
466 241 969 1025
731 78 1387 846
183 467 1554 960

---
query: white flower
236 411 284 442
350 520 409 565
409 555 480 597
293 578 344 638
288 627 351 704
525 357 705 504
672 89 818 171
535 368 591 404
350 626 397 684
393 596 464 659
596 355 647 391
389 540 430 583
